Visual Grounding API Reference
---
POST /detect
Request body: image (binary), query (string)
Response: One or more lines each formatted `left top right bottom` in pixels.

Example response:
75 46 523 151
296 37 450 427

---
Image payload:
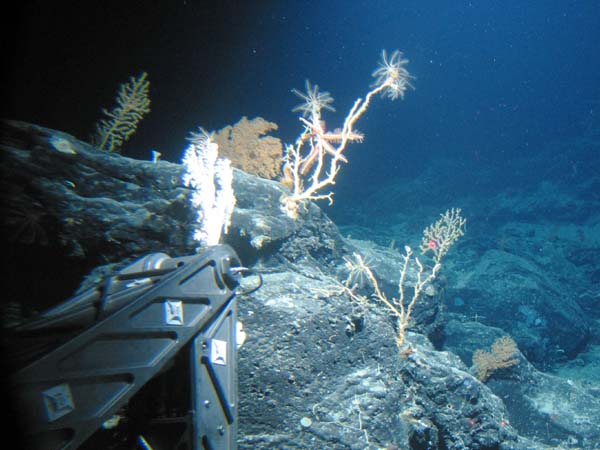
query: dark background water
4 0 600 220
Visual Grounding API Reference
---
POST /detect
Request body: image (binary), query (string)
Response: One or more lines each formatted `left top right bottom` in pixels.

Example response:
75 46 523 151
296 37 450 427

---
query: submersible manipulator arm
9 244 258 450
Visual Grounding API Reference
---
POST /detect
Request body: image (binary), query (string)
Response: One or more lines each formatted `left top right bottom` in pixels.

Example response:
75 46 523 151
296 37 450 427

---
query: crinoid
343 252 374 290
292 80 335 119
371 49 413 100
2 198 49 246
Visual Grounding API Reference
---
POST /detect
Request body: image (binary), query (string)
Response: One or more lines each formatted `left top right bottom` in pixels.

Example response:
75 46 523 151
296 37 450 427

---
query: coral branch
343 209 465 349
280 50 413 219
92 72 151 153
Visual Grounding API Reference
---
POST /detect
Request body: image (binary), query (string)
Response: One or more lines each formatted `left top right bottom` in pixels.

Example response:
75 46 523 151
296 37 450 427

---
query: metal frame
10 245 241 450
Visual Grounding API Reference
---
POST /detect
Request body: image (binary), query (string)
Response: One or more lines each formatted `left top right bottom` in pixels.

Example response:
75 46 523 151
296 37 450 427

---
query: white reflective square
43 383 75 421
210 339 227 366
164 300 184 325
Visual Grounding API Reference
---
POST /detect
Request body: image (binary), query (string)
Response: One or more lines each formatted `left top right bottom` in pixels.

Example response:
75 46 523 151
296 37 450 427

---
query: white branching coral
280 49 412 219
182 128 235 247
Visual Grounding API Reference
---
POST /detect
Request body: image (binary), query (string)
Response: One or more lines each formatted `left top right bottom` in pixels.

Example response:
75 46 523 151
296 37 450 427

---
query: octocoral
213 116 283 179
472 336 520 382
91 72 151 153
181 128 235 247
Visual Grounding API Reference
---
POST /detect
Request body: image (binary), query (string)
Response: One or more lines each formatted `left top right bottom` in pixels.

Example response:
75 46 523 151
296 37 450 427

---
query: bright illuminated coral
182 128 235 247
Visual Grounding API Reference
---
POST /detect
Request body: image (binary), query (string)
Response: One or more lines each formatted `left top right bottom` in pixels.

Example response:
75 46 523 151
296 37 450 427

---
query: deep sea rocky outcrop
2 120 598 449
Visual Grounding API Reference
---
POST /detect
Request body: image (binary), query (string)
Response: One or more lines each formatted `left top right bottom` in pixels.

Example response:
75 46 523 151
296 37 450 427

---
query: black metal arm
10 244 244 450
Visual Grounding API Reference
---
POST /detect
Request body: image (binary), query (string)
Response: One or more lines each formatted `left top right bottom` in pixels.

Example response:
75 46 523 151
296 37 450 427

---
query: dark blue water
5 1 600 212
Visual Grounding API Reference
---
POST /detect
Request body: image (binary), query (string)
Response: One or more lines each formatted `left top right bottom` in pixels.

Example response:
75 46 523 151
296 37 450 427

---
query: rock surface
2 120 598 449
